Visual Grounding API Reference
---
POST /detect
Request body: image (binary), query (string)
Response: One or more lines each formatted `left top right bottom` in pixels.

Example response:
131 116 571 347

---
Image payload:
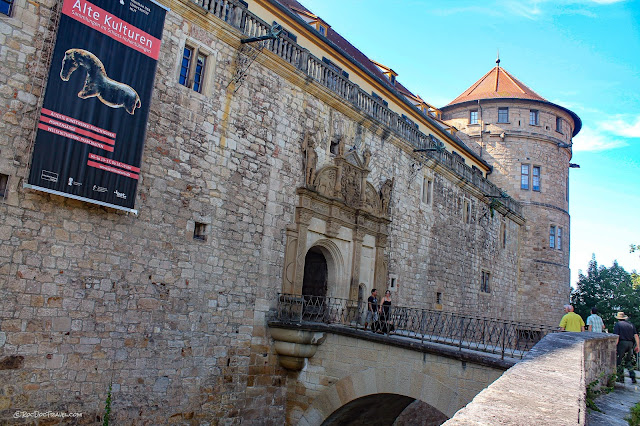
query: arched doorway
302 247 328 297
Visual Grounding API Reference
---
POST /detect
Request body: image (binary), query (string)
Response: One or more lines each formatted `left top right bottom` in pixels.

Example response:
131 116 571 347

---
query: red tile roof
447 65 546 106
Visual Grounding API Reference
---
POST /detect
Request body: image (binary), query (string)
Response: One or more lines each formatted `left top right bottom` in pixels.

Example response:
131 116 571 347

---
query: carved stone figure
302 133 318 188
380 177 395 214
363 148 371 168
336 136 346 157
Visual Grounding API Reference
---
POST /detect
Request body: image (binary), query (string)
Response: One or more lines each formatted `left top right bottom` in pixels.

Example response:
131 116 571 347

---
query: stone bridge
270 323 512 425
268 296 616 425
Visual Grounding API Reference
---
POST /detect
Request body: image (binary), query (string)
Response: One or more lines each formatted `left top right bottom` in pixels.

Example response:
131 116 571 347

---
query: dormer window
318 24 327 36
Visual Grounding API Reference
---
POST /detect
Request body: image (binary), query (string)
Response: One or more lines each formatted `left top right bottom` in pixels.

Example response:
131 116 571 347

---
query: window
194 222 207 241
557 227 563 250
436 292 442 305
529 110 539 125
318 24 327 36
422 178 432 204
0 0 12 15
179 46 207 93
549 226 556 249
371 92 388 107
463 199 471 224
0 173 8 197
469 110 478 125
532 166 541 191
498 107 509 123
521 164 530 190
274 21 297 42
500 222 506 249
390 277 396 288
481 271 490 293
401 114 419 129
556 116 563 133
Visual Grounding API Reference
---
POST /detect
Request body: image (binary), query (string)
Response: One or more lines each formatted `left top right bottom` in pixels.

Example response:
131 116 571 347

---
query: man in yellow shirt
559 304 585 332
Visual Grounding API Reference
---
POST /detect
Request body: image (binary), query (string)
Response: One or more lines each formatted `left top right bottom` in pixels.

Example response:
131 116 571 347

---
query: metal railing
189 0 523 216
275 293 556 359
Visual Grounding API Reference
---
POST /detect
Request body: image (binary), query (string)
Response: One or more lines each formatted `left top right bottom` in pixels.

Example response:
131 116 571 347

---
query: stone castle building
0 0 580 423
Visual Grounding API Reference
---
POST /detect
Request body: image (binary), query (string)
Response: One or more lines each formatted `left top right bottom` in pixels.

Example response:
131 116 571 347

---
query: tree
571 255 640 332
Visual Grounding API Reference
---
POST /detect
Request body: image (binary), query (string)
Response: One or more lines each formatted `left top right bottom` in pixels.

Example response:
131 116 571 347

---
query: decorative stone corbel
269 327 326 371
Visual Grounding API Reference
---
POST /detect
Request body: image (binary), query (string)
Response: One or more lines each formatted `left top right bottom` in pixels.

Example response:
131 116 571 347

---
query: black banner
27 0 167 213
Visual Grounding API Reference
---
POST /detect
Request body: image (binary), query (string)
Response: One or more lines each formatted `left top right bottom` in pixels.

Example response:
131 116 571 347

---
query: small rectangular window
532 166 541 191
556 116 563 133
422 178 432 204
500 222 506 249
521 164 530 190
180 45 207 93
498 107 509 123
481 271 490 293
0 173 8 197
549 226 556 249
318 24 326 36
557 227 562 250
530 110 539 125
436 292 442 304
0 0 13 15
470 110 478 125
463 199 471 224
194 222 208 241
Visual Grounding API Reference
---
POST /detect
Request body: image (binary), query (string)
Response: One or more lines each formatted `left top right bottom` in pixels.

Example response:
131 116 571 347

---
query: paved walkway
588 371 640 425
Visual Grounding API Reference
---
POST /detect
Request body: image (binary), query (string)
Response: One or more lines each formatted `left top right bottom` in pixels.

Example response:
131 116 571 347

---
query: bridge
268 295 564 425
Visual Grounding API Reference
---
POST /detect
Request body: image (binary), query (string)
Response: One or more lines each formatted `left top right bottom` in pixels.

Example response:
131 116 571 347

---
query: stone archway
298 368 460 425
302 247 328 297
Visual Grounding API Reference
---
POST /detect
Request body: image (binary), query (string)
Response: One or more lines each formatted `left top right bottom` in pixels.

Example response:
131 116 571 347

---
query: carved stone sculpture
380 177 395 214
302 132 318 188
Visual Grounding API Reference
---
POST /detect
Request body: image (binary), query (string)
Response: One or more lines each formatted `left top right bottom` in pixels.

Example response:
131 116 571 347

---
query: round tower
440 60 581 325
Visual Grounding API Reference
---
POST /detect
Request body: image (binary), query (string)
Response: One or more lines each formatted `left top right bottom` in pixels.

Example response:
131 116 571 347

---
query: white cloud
572 125 627 152
599 114 640 138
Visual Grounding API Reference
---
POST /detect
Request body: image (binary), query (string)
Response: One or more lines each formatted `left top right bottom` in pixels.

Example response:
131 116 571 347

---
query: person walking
559 304 585 332
379 290 393 334
365 289 378 331
586 307 606 333
613 311 639 383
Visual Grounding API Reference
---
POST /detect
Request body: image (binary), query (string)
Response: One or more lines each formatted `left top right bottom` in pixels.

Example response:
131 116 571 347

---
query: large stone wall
0 0 535 423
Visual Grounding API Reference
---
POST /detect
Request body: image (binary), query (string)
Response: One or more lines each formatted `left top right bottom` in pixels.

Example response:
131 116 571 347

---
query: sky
301 0 640 287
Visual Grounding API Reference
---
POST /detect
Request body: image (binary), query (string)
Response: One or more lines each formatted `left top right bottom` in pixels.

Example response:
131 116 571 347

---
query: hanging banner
26 0 168 213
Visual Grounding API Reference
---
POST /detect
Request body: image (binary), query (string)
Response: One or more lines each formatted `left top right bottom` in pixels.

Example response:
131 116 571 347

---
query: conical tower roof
447 64 546 106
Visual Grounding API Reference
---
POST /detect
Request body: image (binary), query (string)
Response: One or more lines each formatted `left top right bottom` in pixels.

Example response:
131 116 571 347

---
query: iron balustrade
275 293 556 359
191 0 522 216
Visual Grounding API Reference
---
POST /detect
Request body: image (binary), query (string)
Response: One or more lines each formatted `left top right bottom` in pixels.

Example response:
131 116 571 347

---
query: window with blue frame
179 45 206 93
1 0 13 16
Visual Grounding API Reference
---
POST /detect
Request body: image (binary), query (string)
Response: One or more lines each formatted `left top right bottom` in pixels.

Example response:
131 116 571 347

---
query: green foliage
103 384 112 426
627 401 640 426
586 373 617 413
571 255 640 332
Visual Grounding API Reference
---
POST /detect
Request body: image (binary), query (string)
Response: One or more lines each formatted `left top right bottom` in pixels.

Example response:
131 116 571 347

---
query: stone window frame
463 199 471 224
532 165 541 192
469 110 478 125
193 222 208 241
177 39 216 96
0 0 13 16
556 116 563 134
480 270 491 293
529 109 539 126
0 173 8 198
421 176 433 205
497 107 509 123
549 225 556 249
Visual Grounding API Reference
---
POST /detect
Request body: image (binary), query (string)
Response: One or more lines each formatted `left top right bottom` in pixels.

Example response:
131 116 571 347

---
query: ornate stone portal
283 145 392 301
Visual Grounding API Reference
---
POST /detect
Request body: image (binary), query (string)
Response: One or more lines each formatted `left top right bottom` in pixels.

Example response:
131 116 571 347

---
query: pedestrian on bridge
559 304 585 332
365 289 378 331
613 311 639 384
587 307 606 333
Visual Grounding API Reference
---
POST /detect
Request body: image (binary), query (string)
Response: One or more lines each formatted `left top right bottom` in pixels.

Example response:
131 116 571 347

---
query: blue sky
303 0 640 286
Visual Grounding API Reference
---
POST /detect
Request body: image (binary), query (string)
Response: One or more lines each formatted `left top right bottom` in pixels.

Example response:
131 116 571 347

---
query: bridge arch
298 367 459 425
